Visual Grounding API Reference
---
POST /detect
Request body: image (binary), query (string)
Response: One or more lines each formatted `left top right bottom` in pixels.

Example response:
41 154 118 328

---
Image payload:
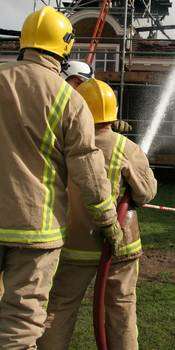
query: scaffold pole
119 0 128 119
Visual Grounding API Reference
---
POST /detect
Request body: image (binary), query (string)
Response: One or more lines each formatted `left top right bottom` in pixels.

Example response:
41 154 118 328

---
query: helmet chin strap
60 61 70 74
18 47 65 62
61 52 71 70
17 49 25 61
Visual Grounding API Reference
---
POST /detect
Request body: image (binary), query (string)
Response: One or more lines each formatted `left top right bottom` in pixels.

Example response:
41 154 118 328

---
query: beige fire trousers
38 258 139 350
0 246 60 350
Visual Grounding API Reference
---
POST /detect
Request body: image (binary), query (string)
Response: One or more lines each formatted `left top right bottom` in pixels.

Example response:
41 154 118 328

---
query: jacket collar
22 49 61 74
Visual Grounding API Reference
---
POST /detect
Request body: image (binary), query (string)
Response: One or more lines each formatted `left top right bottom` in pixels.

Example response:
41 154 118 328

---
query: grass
70 298 95 350
69 180 175 349
138 182 175 249
157 271 173 283
70 280 175 350
137 281 175 350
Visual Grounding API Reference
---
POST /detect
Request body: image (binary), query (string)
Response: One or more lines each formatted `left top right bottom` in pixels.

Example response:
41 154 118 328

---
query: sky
0 0 174 39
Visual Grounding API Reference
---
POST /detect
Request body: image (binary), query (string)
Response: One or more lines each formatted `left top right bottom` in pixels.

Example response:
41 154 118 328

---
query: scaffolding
0 0 175 167
64 0 175 168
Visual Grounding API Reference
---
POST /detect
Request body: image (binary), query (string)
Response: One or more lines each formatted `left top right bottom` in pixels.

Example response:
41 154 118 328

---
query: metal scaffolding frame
0 0 174 167
57 0 174 117
119 0 128 118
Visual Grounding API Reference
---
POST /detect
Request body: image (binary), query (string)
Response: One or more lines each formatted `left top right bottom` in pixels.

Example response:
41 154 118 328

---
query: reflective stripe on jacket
0 51 116 247
61 126 157 263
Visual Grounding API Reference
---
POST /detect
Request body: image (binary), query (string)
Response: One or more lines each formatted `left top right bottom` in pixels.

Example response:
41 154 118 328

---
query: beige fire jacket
62 126 157 264
0 50 116 248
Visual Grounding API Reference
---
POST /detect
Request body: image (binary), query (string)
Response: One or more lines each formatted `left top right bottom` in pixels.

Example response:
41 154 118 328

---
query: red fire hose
93 196 175 349
93 192 130 350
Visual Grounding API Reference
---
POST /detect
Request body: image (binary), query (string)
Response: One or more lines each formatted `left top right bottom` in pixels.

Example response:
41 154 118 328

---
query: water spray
140 68 175 155
138 68 175 214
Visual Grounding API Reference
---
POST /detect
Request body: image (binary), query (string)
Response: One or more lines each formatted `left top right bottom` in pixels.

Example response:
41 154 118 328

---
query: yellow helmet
77 78 118 124
20 6 74 59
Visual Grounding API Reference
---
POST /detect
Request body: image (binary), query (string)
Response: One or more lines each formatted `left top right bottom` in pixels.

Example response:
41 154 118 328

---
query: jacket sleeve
62 90 117 227
122 139 157 205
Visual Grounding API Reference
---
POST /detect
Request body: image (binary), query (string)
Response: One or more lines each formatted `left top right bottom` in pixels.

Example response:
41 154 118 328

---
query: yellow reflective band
87 194 113 219
41 81 72 231
86 133 126 220
108 134 126 201
0 226 66 243
118 239 142 256
62 247 101 261
61 239 142 261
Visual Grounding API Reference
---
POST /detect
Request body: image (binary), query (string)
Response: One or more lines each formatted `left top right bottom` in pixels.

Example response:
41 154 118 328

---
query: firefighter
38 79 157 350
0 7 120 348
61 59 94 88
61 59 132 133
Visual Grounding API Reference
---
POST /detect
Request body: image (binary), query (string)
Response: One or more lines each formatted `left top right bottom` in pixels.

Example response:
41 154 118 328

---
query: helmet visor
79 66 94 79
63 30 75 44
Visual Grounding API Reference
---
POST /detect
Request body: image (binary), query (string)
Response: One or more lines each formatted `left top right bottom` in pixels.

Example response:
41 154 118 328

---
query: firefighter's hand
101 222 123 256
112 120 132 133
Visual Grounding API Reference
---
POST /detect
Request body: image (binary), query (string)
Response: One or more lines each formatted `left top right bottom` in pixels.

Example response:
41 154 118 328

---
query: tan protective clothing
0 50 116 248
38 259 139 350
38 127 156 350
62 127 157 264
0 247 60 349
